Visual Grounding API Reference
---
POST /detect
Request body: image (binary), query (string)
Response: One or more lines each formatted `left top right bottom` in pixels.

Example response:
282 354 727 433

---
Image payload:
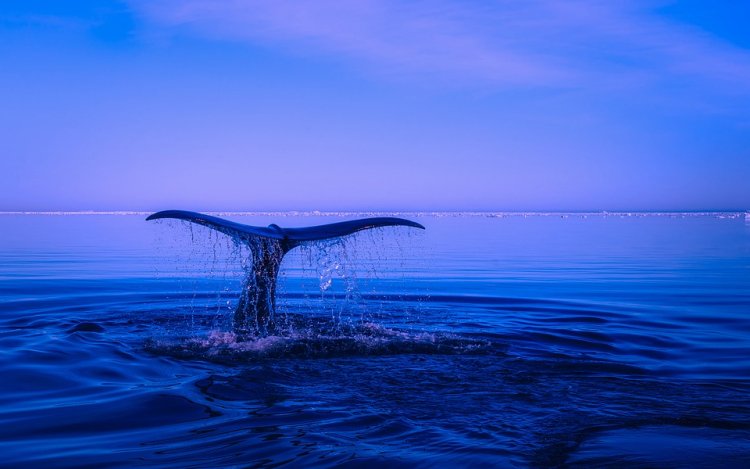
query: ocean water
1 212 749 468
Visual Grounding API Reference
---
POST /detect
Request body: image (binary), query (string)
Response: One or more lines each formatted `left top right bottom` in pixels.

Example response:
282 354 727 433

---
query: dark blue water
1 213 749 468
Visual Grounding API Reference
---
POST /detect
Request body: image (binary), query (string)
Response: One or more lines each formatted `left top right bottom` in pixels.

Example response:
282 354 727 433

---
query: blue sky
1 0 749 211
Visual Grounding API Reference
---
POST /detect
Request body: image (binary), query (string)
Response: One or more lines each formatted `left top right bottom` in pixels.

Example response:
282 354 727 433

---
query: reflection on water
0 213 749 468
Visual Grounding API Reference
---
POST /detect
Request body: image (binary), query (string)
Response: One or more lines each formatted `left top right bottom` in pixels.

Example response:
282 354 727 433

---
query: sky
1 0 749 212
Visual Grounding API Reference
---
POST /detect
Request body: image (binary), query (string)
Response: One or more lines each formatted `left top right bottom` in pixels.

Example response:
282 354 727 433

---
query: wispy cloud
129 0 750 91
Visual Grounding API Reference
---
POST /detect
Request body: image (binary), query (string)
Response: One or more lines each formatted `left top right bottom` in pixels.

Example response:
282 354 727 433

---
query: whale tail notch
147 210 425 333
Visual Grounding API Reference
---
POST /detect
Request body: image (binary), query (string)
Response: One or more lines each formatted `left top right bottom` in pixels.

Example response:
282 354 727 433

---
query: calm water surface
1 213 749 468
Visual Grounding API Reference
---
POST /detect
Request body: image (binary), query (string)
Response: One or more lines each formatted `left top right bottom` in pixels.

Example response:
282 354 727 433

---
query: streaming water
1 213 749 468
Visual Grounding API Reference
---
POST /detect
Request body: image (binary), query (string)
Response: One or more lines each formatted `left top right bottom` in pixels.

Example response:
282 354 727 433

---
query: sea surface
1 212 749 468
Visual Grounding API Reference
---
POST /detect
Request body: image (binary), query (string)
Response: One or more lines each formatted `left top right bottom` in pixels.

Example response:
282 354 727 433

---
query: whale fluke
147 210 424 243
147 210 424 333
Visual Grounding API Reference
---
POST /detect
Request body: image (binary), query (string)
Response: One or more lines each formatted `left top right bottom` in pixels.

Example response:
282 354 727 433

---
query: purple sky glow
1 0 749 211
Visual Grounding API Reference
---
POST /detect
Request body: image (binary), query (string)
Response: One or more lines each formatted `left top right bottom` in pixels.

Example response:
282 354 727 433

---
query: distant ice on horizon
0 211 746 219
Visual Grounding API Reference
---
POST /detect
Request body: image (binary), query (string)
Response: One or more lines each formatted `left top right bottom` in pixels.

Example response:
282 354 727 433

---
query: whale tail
147 210 424 332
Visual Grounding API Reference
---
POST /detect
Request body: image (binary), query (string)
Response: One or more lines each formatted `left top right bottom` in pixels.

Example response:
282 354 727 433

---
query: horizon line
1 210 747 217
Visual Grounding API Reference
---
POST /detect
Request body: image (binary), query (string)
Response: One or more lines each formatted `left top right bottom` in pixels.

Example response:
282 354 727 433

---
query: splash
148 215 430 358
144 321 506 363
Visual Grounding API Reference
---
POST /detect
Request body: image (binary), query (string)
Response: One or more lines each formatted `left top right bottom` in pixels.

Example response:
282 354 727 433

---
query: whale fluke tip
146 210 182 221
